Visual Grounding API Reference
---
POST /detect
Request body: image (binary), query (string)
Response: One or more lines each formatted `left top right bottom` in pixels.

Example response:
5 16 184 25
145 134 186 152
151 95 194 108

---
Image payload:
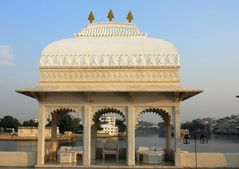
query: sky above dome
0 0 239 123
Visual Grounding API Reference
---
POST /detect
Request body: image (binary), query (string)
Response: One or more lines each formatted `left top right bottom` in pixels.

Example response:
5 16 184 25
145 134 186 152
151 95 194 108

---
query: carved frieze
40 69 179 82
40 54 180 67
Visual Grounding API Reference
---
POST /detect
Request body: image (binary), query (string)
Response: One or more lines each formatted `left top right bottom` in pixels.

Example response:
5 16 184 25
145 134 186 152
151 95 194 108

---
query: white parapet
181 152 239 168
0 151 37 167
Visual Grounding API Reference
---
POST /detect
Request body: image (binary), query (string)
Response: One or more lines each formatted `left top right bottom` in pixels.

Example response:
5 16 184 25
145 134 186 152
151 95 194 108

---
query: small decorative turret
88 11 95 23
127 11 133 23
107 9 114 22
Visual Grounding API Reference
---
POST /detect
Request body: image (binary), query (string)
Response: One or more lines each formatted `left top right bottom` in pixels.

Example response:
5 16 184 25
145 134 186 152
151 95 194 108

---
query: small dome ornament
127 11 133 23
88 11 95 23
107 9 114 22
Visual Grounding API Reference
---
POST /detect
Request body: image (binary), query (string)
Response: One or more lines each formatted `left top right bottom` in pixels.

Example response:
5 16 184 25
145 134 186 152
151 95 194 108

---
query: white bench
136 146 164 162
136 146 150 161
102 138 119 160
57 146 83 163
143 151 164 164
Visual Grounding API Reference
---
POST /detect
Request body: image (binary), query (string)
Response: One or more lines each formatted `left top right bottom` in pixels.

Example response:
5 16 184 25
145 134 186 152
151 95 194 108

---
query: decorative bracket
128 92 134 101
175 92 182 102
84 92 92 102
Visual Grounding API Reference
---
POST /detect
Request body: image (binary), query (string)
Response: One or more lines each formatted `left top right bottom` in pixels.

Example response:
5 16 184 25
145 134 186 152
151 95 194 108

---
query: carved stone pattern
40 70 179 82
135 106 172 118
92 106 127 116
40 54 180 67
75 22 146 37
44 105 83 118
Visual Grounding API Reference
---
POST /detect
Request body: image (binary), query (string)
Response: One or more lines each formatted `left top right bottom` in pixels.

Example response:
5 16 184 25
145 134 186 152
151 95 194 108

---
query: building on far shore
97 116 118 136
18 126 59 138
33 115 52 123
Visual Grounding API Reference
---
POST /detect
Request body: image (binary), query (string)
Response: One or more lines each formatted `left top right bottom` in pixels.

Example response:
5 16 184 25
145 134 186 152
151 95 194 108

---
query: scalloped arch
139 108 170 121
92 107 126 126
51 107 77 114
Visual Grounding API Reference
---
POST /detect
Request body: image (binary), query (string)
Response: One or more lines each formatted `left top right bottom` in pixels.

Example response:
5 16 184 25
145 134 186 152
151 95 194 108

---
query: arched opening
135 108 173 165
45 108 83 165
91 108 127 165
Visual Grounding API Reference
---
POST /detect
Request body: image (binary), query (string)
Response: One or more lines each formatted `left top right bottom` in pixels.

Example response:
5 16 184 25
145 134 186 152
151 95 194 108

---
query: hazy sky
0 1 239 123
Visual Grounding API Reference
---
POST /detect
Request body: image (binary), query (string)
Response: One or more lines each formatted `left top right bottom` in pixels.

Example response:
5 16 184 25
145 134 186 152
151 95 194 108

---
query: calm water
0 134 239 153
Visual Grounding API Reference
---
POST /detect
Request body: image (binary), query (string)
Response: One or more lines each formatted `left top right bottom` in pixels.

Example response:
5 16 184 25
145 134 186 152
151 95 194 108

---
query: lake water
0 134 239 153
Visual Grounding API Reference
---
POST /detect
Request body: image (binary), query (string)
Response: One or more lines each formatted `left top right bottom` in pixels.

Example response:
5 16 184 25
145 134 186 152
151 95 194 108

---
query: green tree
58 114 82 134
181 122 195 132
181 119 205 134
0 115 20 131
22 119 38 127
115 119 126 132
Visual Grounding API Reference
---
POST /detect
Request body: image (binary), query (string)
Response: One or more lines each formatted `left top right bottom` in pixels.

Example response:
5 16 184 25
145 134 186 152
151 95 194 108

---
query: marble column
165 115 172 159
127 106 135 166
91 124 97 161
173 105 181 167
37 102 46 166
50 112 58 160
83 106 91 166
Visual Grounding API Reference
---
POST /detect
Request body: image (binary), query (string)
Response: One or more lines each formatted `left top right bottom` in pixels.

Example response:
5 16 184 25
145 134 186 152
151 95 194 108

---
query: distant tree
181 120 205 134
22 119 38 127
192 119 204 131
181 122 195 132
58 114 82 134
115 119 126 132
0 115 20 131
46 119 52 127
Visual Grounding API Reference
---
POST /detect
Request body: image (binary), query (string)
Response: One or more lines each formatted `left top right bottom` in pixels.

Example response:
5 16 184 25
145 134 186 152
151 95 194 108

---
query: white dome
40 22 179 67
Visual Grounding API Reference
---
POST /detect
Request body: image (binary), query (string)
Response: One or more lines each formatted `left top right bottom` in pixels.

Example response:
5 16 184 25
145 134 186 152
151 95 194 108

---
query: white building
97 116 118 136
18 126 59 138
33 116 39 123
33 114 52 123
17 13 202 167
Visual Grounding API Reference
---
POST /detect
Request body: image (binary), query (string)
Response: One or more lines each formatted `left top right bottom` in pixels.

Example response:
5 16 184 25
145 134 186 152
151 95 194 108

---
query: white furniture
142 151 164 164
57 146 83 163
69 146 83 158
57 151 76 163
102 138 119 160
136 146 150 161
136 146 165 164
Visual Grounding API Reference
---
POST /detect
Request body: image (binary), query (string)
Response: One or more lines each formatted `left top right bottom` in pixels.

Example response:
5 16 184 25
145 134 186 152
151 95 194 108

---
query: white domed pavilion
17 16 201 168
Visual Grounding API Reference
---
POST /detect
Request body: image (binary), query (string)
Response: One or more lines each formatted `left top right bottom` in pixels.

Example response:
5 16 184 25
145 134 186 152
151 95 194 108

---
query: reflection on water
0 134 238 153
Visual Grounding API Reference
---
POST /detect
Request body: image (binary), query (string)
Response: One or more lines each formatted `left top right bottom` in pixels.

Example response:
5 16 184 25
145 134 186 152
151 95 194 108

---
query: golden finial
88 11 95 23
107 9 114 22
127 11 133 23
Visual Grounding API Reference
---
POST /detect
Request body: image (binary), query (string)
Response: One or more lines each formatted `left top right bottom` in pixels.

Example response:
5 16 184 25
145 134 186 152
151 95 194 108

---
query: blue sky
0 0 239 123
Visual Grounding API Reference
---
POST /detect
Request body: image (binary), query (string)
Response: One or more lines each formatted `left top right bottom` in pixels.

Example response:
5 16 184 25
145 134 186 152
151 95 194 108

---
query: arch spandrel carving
44 105 83 120
134 106 173 126
92 106 127 117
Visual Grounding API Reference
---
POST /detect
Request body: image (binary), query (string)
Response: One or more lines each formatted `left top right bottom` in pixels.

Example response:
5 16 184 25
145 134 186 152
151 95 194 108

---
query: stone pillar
165 115 172 159
50 112 58 160
91 124 97 161
37 102 46 166
173 105 181 167
83 106 91 166
127 106 135 166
